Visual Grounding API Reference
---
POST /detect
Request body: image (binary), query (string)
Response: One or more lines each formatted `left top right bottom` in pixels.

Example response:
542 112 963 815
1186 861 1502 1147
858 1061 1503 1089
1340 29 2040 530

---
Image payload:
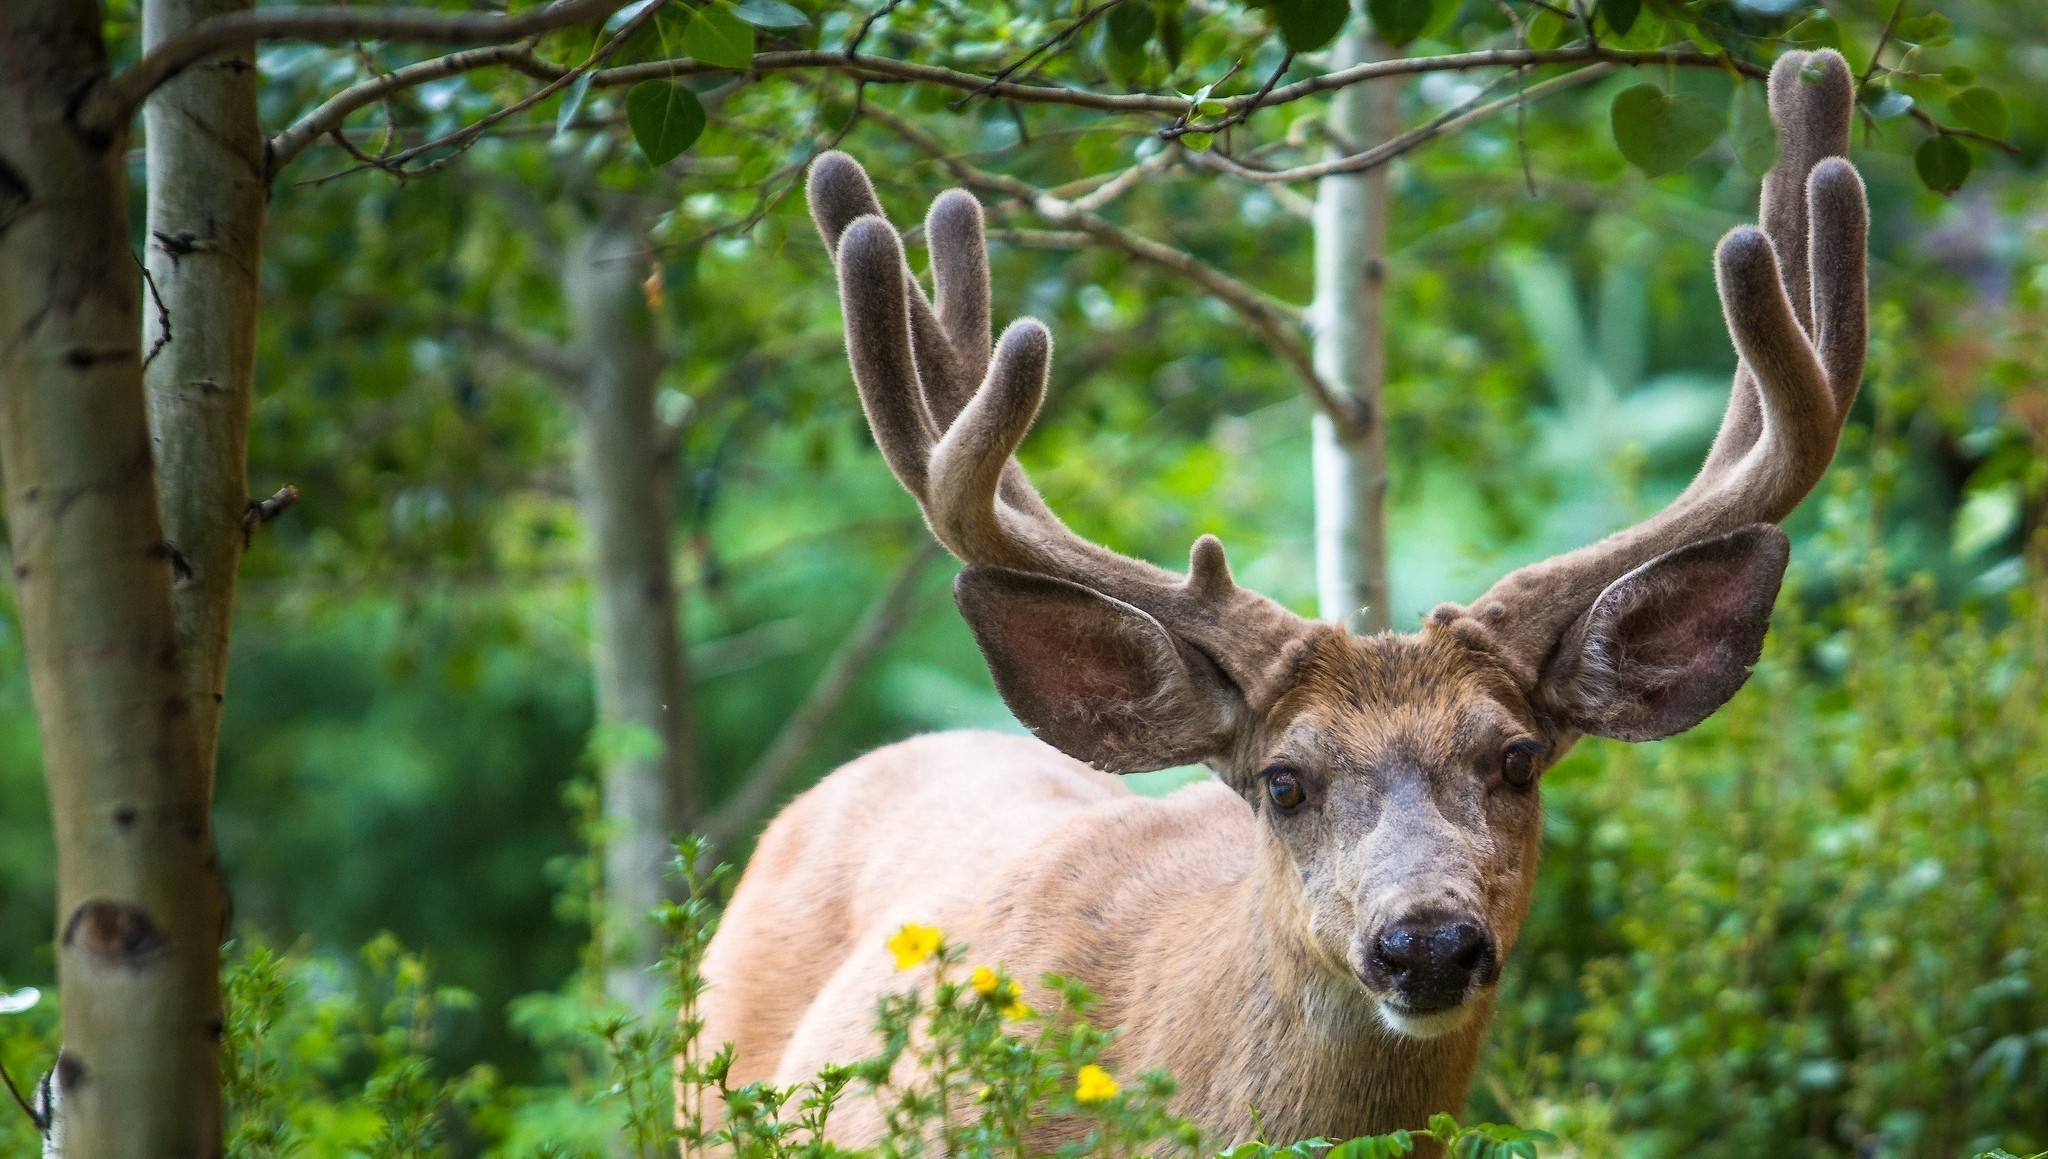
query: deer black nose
1367 914 1497 1010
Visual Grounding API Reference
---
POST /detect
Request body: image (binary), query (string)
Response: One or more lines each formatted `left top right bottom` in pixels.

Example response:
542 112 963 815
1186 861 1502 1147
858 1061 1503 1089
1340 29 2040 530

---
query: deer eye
1264 766 1308 813
1499 740 1548 790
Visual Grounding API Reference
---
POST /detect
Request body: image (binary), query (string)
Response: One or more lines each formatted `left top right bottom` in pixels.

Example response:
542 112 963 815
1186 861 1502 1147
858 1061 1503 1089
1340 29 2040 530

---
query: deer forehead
1259 628 1537 771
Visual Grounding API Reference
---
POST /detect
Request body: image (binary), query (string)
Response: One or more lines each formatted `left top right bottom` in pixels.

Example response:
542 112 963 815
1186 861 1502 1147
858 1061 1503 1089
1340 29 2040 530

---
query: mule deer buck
701 50 1866 1144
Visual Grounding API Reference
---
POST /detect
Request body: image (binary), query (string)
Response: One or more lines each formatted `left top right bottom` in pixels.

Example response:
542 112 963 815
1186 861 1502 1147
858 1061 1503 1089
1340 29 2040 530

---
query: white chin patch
1375 999 1477 1039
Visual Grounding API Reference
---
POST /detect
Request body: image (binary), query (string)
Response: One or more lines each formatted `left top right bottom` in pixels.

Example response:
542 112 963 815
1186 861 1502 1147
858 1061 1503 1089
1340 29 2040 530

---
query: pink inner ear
1611 551 1764 678
987 599 1159 728
1557 524 1787 742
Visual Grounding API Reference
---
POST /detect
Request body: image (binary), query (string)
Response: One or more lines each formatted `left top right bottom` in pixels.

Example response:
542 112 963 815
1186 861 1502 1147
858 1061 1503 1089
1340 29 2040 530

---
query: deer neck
1115 829 1489 1144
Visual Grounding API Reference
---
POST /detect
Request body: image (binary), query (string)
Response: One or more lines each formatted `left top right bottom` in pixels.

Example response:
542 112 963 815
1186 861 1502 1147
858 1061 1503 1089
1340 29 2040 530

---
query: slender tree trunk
142 0 264 782
1311 25 1397 631
566 221 697 1016
0 3 226 1154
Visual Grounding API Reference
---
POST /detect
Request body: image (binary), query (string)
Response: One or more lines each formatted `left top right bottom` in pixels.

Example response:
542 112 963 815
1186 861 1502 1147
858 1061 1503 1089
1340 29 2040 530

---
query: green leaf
683 2 754 69
1108 1 1156 52
1941 64 1976 87
1950 86 2010 139
1599 0 1640 36
1914 133 1971 194
1427 1113 1460 1139
730 0 808 27
1526 9 1575 50
627 81 707 165
1180 130 1214 151
1786 12 1841 49
554 69 595 136
1610 84 1725 177
1158 0 1185 68
1894 11 1952 45
1367 0 1436 46
1264 0 1350 53
1731 80 1778 176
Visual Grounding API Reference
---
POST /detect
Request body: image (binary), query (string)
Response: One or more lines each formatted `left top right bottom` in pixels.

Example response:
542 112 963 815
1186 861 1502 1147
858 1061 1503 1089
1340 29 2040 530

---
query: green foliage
627 82 708 165
1916 133 1973 194
1609 84 1725 178
683 2 757 70
1262 0 1349 54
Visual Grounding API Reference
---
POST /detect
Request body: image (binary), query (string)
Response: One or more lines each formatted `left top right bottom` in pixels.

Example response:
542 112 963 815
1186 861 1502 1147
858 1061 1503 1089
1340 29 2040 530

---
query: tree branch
269 43 548 175
1186 63 1610 184
81 0 633 138
865 105 1360 435
578 44 1755 117
704 540 941 848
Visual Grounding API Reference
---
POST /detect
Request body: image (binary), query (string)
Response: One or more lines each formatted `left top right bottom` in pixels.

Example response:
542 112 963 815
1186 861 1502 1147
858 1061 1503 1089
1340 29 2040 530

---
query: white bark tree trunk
566 222 697 1016
0 3 226 1152
142 0 264 783
1311 25 1397 632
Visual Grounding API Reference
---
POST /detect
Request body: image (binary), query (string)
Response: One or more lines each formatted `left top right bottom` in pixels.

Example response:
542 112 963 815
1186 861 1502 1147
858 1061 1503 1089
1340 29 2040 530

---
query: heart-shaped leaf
1367 0 1437 46
1915 133 1971 195
627 81 707 165
1730 81 1778 176
1265 0 1349 53
1949 86 2009 139
1611 83 1724 177
1599 0 1640 36
684 2 755 70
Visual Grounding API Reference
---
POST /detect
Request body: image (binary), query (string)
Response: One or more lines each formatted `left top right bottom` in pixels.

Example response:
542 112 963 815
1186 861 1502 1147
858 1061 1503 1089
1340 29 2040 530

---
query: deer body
700 50 1867 1145
705 728 1500 1144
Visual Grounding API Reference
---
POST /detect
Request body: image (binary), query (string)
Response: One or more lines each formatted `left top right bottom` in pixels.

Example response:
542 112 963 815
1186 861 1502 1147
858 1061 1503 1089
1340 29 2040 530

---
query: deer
699 48 1867 1146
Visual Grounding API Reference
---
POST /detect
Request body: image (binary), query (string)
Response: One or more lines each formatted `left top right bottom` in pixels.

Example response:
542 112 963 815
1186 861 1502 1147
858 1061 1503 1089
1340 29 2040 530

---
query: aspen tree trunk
566 223 698 1016
1311 24 1397 631
0 3 226 1154
142 0 264 780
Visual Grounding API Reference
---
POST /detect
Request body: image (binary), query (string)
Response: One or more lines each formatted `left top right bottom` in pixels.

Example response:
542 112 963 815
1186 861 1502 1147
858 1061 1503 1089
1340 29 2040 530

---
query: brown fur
698 48 1868 1148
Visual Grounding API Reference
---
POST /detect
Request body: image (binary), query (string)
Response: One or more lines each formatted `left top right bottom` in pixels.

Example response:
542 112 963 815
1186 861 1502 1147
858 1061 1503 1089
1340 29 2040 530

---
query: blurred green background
3 1 2046 1155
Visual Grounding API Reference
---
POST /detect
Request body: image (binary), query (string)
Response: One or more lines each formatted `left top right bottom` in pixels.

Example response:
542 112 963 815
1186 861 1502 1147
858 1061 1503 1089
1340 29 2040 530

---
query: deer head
806 50 1865 1039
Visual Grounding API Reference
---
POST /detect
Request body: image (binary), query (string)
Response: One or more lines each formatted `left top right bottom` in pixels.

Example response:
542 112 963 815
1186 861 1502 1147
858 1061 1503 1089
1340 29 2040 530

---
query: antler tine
1460 49 1866 682
1694 50 1856 489
835 216 943 501
813 151 1312 705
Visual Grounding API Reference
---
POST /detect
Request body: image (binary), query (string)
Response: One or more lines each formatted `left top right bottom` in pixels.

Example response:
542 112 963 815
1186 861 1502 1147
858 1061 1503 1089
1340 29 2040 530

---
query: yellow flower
971 965 1001 995
886 923 942 971
1074 1064 1119 1105
1001 998 1035 1021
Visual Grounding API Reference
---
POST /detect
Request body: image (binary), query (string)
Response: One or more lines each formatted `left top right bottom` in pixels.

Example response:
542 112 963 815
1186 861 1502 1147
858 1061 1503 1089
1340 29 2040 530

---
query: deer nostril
1366 915 1497 1011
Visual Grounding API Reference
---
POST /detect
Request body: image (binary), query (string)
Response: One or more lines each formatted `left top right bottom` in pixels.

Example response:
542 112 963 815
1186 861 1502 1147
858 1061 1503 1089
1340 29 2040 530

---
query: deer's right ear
955 566 1241 773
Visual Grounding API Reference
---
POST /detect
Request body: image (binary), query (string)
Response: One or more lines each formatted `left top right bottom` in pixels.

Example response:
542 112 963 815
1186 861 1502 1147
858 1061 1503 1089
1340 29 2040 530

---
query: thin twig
579 44 1760 115
268 42 545 175
1159 51 1294 141
704 540 941 848
1184 64 1608 184
1859 0 1909 88
137 255 172 371
81 0 633 137
0 1057 44 1134
864 105 1359 434
844 0 910 58
241 485 300 547
954 0 1128 109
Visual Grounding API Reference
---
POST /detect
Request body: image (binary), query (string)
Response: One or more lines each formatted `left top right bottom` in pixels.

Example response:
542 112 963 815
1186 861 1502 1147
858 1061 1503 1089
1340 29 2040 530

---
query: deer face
1236 629 1550 1037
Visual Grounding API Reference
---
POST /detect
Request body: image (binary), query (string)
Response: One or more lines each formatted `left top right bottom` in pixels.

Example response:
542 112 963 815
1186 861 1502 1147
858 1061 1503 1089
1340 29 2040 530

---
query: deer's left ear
1541 525 1789 742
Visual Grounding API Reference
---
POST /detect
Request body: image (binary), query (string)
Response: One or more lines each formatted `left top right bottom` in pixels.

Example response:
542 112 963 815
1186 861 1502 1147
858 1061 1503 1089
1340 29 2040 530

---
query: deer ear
954 566 1240 773
1542 525 1789 742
